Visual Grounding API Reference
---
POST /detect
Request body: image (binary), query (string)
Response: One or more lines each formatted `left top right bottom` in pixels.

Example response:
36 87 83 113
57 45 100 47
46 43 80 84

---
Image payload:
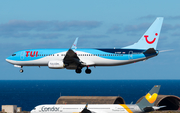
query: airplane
30 85 165 113
6 17 164 74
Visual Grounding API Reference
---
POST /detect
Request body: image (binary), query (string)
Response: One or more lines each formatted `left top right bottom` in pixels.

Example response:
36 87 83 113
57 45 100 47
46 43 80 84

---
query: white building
2 105 17 113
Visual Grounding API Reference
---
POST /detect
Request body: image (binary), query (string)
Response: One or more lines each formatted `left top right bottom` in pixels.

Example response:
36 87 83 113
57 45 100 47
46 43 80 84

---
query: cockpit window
12 54 16 56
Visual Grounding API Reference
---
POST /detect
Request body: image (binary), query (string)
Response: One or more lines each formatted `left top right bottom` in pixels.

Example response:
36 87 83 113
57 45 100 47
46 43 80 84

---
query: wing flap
81 59 95 66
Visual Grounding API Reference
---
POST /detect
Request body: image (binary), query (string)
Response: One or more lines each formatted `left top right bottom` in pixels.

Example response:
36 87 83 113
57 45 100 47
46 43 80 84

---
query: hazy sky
1 0 180 80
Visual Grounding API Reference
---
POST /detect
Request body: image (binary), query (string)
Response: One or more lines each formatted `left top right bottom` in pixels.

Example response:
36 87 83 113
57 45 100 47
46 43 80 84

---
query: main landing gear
76 69 82 73
75 66 91 74
85 67 91 74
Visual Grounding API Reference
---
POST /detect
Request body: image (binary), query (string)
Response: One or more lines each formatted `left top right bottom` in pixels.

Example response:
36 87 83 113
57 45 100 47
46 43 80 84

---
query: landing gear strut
85 67 91 74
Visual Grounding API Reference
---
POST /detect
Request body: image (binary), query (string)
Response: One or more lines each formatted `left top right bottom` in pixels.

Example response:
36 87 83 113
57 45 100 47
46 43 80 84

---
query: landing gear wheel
85 69 91 74
20 69 24 73
75 69 82 74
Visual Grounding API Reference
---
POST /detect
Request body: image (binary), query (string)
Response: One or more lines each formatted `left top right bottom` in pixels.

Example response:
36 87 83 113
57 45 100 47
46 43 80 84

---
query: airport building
1 105 17 113
1 105 22 113
56 95 180 110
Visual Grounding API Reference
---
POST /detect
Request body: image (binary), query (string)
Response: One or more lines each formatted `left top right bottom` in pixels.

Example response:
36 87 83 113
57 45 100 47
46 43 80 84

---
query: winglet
71 37 78 49
85 103 88 109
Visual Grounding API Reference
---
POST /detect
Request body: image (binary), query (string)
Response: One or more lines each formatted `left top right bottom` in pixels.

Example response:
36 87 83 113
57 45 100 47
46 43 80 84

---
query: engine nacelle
48 60 65 69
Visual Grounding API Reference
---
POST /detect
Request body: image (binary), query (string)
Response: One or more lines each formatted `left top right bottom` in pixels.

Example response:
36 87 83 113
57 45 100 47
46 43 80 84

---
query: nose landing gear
20 69 24 73
19 66 23 73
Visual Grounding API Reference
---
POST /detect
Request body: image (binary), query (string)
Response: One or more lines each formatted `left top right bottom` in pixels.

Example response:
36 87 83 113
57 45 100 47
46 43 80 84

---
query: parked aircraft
30 85 165 113
6 17 163 74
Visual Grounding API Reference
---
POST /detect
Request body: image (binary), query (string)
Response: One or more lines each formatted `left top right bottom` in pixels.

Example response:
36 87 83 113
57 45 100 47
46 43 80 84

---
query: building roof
56 96 125 104
136 95 180 110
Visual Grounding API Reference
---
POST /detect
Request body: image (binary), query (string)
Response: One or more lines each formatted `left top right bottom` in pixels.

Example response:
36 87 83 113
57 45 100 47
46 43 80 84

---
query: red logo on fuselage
26 51 38 57
144 33 158 44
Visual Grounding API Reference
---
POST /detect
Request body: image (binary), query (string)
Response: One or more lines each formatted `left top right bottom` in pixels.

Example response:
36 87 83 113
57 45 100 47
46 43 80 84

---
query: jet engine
48 60 65 69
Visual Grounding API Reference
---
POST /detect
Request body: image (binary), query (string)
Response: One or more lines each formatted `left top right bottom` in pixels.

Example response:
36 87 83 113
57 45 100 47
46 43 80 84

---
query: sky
0 0 180 80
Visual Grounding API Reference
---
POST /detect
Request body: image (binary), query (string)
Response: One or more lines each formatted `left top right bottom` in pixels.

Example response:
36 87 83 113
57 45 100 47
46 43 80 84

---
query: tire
75 69 82 74
85 69 91 74
20 69 24 73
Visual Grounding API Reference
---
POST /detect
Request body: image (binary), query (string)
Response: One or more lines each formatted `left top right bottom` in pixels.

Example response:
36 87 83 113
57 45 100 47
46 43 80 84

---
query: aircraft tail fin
137 85 161 112
123 17 163 50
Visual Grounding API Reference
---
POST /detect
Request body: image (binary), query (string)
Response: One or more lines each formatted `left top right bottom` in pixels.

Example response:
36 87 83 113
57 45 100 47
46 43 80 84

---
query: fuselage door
128 51 133 60
20 51 25 60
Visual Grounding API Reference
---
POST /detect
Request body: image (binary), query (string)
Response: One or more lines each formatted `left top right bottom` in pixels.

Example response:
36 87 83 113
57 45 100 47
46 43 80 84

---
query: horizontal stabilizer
159 49 173 53
152 106 166 110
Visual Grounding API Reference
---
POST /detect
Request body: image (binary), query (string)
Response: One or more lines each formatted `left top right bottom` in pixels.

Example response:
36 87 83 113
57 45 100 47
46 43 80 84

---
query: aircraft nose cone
6 57 12 63
6 58 10 62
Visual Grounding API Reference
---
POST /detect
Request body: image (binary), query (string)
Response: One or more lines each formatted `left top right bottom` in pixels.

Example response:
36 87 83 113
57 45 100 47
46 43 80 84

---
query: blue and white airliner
6 17 163 74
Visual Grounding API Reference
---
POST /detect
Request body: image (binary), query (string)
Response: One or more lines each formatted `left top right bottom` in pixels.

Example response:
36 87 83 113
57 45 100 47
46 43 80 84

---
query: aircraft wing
63 49 81 64
81 109 106 113
81 104 107 113
81 104 91 113
64 38 95 68
63 38 83 67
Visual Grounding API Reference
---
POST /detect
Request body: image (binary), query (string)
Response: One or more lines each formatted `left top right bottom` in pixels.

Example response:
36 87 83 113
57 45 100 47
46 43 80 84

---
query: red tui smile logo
144 33 158 44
